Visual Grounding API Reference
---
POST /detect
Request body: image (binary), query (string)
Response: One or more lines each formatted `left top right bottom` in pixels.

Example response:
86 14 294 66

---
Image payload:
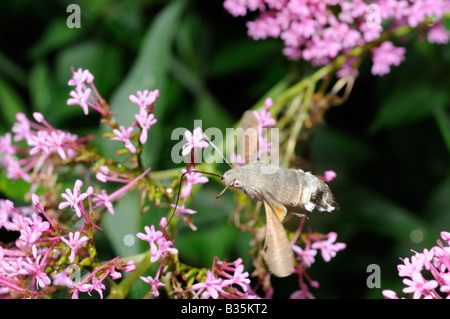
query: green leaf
208 39 281 77
0 51 27 87
100 190 141 257
423 175 450 231
28 18 85 60
99 0 187 166
169 56 233 131
0 76 28 128
55 40 124 95
369 85 448 133
338 184 433 246
443 16 450 30
0 170 31 202
29 62 53 114
432 105 450 155
108 0 187 124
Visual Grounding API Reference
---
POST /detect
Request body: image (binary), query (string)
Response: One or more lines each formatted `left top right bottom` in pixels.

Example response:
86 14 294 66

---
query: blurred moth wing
239 110 258 164
263 200 294 277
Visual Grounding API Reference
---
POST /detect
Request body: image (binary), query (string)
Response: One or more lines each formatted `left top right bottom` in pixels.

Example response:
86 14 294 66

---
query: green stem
282 81 314 167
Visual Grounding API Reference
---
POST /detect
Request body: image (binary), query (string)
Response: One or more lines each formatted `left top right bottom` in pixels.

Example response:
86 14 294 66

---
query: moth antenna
202 133 233 168
168 169 223 225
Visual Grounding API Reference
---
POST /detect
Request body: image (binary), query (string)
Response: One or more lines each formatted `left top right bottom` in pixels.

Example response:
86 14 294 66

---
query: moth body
221 161 338 216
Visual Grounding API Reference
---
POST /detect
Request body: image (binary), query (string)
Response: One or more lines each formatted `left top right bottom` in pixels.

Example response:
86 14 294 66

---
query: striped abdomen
222 162 338 213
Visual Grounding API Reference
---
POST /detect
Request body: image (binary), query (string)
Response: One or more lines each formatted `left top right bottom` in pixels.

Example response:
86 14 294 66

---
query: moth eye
234 180 242 188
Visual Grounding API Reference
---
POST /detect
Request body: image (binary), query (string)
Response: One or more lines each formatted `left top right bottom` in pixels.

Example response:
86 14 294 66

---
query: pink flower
3 157 32 183
224 0 449 76
93 167 151 215
311 232 346 262
382 289 399 299
111 125 136 153
191 270 224 299
441 231 450 244
135 110 157 144
371 41 406 76
11 113 31 142
322 170 337 182
68 67 94 87
124 261 136 272
129 89 159 109
292 244 317 268
427 22 450 44
58 180 88 217
150 237 178 263
384 231 450 299
90 276 106 299
252 108 276 130
221 264 251 292
170 204 197 217
223 0 248 17
92 189 115 215
60 231 89 263
397 255 423 277
23 255 51 289
140 275 166 297
137 225 178 262
67 85 91 115
180 169 209 198
290 282 315 299
137 225 163 244
47 131 67 160
28 131 50 156
68 280 93 299
181 127 208 156
137 218 179 262
402 272 438 299
18 214 50 246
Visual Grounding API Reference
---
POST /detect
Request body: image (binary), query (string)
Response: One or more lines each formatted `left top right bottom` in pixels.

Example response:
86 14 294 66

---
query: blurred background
0 0 449 298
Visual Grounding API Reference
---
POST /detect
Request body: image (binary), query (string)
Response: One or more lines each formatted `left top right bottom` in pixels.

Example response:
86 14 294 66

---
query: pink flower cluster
0 112 85 184
0 192 137 298
67 68 102 116
110 89 159 153
190 257 252 299
0 66 169 298
290 226 346 298
137 217 178 297
67 67 159 154
223 0 450 76
171 127 210 222
383 231 450 299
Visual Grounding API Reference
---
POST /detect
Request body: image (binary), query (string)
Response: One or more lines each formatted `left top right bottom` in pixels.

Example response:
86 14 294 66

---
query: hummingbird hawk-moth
174 111 338 277
218 161 338 277
219 110 338 277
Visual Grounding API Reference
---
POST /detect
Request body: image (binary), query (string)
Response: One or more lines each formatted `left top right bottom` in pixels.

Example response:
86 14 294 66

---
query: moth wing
262 189 287 222
262 200 294 277
239 110 258 164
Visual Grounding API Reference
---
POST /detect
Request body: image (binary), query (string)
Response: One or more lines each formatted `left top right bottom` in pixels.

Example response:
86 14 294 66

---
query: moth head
217 169 243 198
221 169 243 189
